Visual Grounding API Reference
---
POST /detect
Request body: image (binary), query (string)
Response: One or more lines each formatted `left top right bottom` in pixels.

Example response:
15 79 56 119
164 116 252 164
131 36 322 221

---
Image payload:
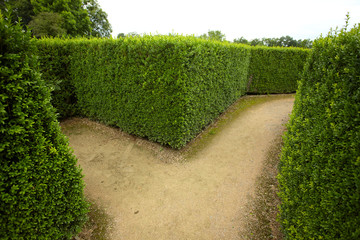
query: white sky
97 0 360 41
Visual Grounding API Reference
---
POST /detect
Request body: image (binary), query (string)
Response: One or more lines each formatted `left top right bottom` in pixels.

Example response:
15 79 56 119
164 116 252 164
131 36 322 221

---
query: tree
31 0 91 37
297 39 312 48
233 37 249 44
1 0 112 38
84 0 112 38
250 38 264 46
127 31 139 37
0 11 88 239
200 30 226 41
117 32 125 38
233 36 312 48
28 12 66 38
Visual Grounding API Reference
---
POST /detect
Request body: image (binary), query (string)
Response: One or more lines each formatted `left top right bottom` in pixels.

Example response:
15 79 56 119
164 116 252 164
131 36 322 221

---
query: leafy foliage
31 0 92 37
36 36 251 148
0 12 88 239
278 22 360 239
0 0 34 25
247 46 310 94
1 0 112 37
28 12 66 38
84 0 112 38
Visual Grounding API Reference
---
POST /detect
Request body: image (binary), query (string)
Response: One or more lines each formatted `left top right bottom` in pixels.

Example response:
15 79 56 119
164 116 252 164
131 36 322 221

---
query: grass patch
240 128 285 240
72 198 112 240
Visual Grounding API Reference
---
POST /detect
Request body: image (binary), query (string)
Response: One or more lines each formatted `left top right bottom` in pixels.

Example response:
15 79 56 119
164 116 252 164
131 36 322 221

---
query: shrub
36 36 251 148
247 46 310 94
0 12 88 239
278 23 360 239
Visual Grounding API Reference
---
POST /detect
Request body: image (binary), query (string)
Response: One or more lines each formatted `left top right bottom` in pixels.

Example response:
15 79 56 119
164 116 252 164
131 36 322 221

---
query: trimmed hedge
247 46 310 94
278 24 360 239
35 39 77 119
0 13 88 239
35 37 309 149
36 36 251 148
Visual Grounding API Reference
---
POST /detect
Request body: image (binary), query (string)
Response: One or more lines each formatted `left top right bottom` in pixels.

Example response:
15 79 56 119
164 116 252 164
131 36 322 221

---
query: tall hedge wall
35 40 76 119
278 24 360 239
36 36 251 148
0 13 88 239
247 46 310 94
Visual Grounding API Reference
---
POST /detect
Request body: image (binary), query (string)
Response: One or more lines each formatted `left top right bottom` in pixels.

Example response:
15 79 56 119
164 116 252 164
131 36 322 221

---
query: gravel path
61 95 294 240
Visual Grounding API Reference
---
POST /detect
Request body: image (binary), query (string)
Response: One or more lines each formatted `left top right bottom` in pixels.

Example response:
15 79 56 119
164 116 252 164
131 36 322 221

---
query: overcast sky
97 0 360 41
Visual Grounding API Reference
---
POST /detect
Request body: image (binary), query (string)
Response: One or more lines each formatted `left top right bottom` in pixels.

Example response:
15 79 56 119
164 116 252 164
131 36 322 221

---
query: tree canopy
0 0 112 38
84 0 112 38
199 30 226 41
28 12 66 38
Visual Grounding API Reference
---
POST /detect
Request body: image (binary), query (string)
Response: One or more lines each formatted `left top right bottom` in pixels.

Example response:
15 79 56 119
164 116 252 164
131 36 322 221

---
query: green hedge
278 24 360 239
36 36 251 148
247 46 310 94
0 13 88 239
35 39 77 119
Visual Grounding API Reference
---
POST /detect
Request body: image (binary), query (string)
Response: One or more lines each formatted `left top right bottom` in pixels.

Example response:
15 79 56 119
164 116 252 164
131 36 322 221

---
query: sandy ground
61 95 294 240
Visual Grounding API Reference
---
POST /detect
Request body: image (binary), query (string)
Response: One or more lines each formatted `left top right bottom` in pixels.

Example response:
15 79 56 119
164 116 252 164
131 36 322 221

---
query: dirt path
61 95 294 240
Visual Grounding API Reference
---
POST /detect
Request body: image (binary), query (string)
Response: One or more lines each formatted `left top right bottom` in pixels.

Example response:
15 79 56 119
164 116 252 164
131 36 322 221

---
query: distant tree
297 39 312 48
280 35 297 47
117 32 125 38
233 37 249 44
233 35 312 48
250 38 264 46
84 0 112 38
28 12 66 38
200 30 226 41
262 37 281 47
127 32 139 37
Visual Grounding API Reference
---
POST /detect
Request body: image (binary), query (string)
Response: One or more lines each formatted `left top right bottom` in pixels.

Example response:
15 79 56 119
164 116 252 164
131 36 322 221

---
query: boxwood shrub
278 24 360 239
0 13 88 239
247 46 310 94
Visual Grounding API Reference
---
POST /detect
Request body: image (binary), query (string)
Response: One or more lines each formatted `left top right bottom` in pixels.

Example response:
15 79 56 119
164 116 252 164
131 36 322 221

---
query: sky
97 0 360 41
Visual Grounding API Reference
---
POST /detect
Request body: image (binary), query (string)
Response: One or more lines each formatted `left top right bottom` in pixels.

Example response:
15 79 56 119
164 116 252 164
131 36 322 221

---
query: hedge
35 37 309 149
35 39 77 119
36 36 251 148
247 46 310 94
0 12 88 239
278 24 360 239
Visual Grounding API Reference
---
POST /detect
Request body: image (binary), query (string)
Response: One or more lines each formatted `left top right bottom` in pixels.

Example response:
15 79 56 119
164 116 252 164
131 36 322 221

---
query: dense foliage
35 39 76 118
36 36 251 148
247 46 310 94
278 23 360 239
0 0 111 37
0 12 88 239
